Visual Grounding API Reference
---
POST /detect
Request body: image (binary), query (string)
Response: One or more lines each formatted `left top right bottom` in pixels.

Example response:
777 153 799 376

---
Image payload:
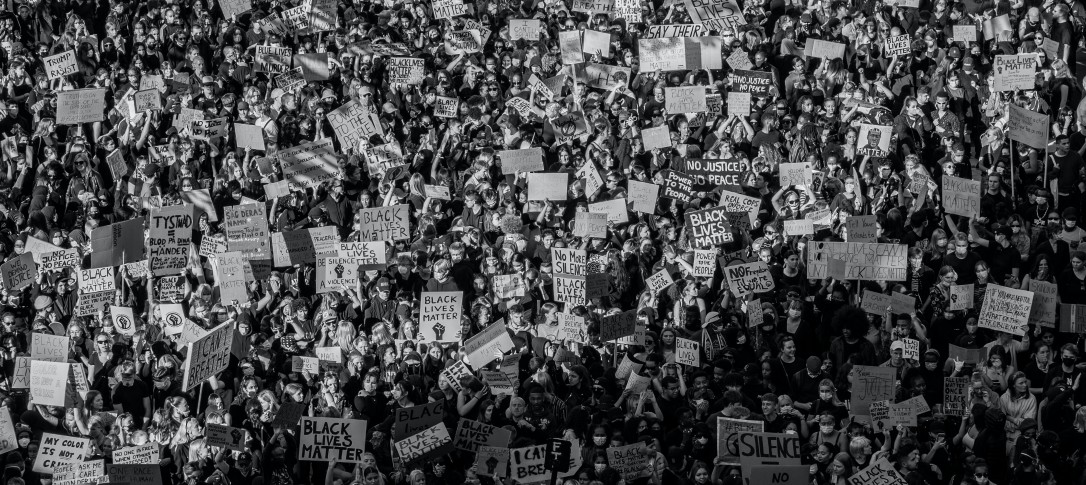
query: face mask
785 429 797 435
820 425 834 435
696 437 709 445
788 310 801 318
925 362 938 370
18 438 29 448
594 464 607 474
737 335 747 345
1064 357 1077 367
594 437 607 446
820 392 833 400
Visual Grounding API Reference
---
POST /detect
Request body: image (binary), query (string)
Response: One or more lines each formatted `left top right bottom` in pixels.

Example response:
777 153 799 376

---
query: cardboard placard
941 175 981 217
659 169 694 199
978 284 1033 336
1028 280 1057 327
453 419 512 452
645 269 674 295
432 0 469 19
683 0 745 32
949 284 974 311
608 443 652 481
476 445 510 477
665 86 708 113
783 219 814 236
44 51 78 79
106 464 164 485
148 205 193 277
277 139 340 190
133 89 161 112
181 322 233 390
30 360 69 406
191 117 228 141
297 417 368 462
112 443 160 464
527 173 569 201
395 422 454 464
558 31 584 65
582 29 611 57
806 242 907 281
736 432 802 477
356 205 411 241
686 206 734 248
856 123 892 157
944 376 970 417
387 57 426 84
599 310 637 341
851 365 896 415
234 123 266 150
723 261 774 297
993 54 1037 92
206 423 248 452
463 320 515 369
1007 104 1049 150
675 337 700 366
420 292 463 343
326 100 384 151
57 88 107 124
627 180 659 213
846 215 878 242
573 212 609 239
641 125 672 151
434 96 458 117
499 148 545 173
509 19 542 40
2 252 36 292
884 35 911 56
717 417 763 463
33 433 91 474
803 39 847 59
953 24 978 42
638 38 685 71
587 198 628 224
778 162 812 187
847 457 907 485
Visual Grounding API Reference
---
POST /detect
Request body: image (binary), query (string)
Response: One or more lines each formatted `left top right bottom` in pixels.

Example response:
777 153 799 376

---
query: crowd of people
3 0 1086 484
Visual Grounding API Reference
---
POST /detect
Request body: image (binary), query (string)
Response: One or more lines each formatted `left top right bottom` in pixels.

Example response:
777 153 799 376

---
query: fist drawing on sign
434 323 445 341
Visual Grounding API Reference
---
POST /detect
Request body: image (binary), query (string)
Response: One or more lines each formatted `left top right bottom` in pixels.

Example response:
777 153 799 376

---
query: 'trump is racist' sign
298 417 367 462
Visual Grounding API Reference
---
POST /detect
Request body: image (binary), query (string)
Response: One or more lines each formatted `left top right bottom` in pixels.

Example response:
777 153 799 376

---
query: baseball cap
376 278 390 291
890 340 906 352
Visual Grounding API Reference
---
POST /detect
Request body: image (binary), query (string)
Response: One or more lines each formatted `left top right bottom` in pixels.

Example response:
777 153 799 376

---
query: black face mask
1064 357 1077 367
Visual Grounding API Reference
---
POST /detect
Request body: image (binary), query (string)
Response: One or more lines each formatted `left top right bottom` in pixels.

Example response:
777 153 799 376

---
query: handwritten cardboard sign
993 54 1037 92
420 292 463 343
665 86 708 113
44 51 77 79
297 417 368 462
1007 104 1049 149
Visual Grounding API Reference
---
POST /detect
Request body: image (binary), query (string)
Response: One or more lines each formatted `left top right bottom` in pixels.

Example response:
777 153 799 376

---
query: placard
778 162 812 187
638 38 685 71
724 261 774 297
182 322 233 390
683 0 745 32
205 423 247 452
599 310 637 341
234 123 266 150
1028 280 1057 327
807 242 907 281
57 88 107 124
147 205 193 277
277 139 340 190
395 422 453 464
949 284 974 311
665 86 708 113
783 219 814 236
851 365 897 415
387 57 426 84
978 284 1033 336
112 443 160 464
847 457 907 485
1060 304 1086 334
940 175 981 217
453 419 512 452
525 172 569 201
476 445 510 477
1 252 35 292
1007 104 1049 149
608 443 651 481
588 198 628 224
627 181 659 213
644 24 709 38
219 0 253 19
748 465 809 485
692 249 716 277
717 417 763 463
686 206 733 247
573 212 608 239
44 51 77 79
641 125 672 151
509 445 547 483
106 464 164 485
39 248 80 274
943 376 970 417
675 337 700 366
499 148 545 173
31 333 70 362
803 39 846 59
846 215 878 242
133 89 161 112
993 54 1037 92
558 31 583 64
33 433 91 474
420 292 463 342
464 320 515 369
685 158 744 189
509 19 542 40
902 338 920 360
659 169 694 199
884 35 911 56
556 313 587 343
434 96 458 117
645 269 674 295
29 360 68 406
222 203 270 259
191 117 228 141
297 417 368 462
736 432 801 476
718 190 762 224
53 459 103 485
856 123 892 157
948 343 986 364
953 24 978 42
432 0 468 19
356 205 410 241
326 100 383 151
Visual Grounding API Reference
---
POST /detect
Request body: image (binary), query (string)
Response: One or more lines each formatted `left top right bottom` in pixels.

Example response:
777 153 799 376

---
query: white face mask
820 425 834 435
737 335 747 345
785 429 798 435
696 437 709 445
593 437 607 446
820 391 833 401
594 464 607 474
